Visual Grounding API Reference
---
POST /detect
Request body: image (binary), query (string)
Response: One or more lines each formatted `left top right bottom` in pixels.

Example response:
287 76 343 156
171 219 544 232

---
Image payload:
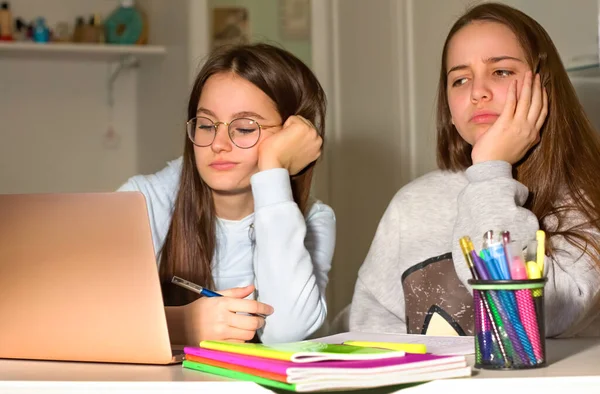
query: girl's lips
470 114 499 124
209 162 237 170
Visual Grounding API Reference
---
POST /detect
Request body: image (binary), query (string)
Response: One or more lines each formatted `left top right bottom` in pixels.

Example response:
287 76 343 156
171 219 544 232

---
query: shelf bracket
107 54 140 107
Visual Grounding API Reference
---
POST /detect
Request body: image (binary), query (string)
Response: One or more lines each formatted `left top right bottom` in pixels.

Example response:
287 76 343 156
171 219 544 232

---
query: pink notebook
183 347 467 377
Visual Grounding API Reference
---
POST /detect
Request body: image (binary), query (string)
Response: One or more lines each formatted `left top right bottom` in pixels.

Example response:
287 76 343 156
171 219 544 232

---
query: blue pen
172 276 222 297
171 276 267 318
480 249 501 280
488 242 511 280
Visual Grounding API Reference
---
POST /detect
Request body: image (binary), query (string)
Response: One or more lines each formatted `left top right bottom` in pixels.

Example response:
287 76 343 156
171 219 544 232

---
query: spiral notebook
182 341 471 392
196 340 406 362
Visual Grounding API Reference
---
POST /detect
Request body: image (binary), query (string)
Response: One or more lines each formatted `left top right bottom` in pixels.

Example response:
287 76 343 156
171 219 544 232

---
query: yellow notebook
198 340 406 363
343 341 427 354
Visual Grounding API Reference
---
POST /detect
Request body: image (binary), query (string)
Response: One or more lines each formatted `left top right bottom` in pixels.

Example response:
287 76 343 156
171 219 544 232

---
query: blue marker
172 276 222 297
480 249 501 280
171 276 267 318
488 242 511 280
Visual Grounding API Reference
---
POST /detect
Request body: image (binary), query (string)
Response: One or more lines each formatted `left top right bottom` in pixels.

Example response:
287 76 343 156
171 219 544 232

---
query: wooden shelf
0 42 167 106
0 42 166 62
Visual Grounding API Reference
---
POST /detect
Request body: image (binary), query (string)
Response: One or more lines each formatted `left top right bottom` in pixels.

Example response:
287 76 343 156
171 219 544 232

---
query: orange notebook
185 354 288 383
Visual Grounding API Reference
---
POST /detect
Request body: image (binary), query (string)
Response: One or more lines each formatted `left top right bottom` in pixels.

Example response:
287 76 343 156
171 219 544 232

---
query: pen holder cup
468 278 547 370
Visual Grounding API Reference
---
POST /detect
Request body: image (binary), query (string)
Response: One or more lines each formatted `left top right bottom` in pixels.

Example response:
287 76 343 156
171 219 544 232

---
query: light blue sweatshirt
117 157 336 343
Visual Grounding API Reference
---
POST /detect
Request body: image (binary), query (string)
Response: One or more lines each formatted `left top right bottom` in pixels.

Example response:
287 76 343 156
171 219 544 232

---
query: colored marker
460 236 508 366
343 341 426 354
526 260 543 298
480 249 501 280
460 237 478 279
488 242 511 280
471 250 490 280
507 242 528 280
536 230 546 275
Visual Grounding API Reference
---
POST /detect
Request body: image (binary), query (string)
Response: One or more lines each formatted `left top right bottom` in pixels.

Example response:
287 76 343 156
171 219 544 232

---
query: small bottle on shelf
0 1 14 41
32 17 50 43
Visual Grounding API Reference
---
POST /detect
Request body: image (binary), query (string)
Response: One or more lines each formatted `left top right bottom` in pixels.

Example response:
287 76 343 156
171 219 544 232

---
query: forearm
452 161 539 284
544 253 600 337
542 221 600 337
251 169 332 343
254 203 328 343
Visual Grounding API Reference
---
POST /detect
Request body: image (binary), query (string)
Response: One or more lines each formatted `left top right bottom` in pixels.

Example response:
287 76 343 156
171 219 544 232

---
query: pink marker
506 241 543 362
507 242 528 280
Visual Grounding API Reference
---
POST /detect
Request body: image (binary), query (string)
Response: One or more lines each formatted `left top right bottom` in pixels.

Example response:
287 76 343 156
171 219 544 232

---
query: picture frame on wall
211 7 250 50
279 0 311 40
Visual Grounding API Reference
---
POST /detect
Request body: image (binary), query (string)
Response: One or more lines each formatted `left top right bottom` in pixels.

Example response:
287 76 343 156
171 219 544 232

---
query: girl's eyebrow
195 108 266 120
447 55 524 75
196 107 216 116
483 55 524 64
231 111 265 120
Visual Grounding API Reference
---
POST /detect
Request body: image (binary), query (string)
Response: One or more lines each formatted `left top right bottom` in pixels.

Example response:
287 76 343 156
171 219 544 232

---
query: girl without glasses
118 43 335 345
351 2 600 338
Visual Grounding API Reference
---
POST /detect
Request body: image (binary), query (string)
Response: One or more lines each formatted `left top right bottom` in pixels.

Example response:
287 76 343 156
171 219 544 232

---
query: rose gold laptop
0 192 184 364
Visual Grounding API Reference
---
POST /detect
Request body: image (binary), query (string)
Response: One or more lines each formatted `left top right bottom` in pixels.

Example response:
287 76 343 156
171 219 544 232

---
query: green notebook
198 340 404 363
184 360 296 391
183 359 471 392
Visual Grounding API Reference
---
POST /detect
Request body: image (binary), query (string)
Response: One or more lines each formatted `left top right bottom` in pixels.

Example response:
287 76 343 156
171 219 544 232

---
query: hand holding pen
172 276 274 344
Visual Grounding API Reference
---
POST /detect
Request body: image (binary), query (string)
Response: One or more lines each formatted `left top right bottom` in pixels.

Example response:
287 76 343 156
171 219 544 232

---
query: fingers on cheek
284 117 295 128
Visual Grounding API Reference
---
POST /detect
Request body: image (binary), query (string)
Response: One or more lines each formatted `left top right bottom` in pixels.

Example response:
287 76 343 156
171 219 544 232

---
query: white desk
1 338 600 393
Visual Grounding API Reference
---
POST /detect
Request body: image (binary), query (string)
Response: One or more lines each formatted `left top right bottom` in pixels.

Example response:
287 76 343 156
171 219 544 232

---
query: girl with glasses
351 2 600 338
118 43 334 345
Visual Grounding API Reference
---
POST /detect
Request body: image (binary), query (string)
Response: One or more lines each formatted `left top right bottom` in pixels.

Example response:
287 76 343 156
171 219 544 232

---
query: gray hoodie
350 161 600 338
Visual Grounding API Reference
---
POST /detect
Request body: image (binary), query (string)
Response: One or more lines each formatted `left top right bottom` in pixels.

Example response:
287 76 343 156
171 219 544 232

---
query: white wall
322 0 480 320
323 0 409 320
136 0 192 175
0 0 197 193
208 0 312 66
501 0 598 68
0 0 140 193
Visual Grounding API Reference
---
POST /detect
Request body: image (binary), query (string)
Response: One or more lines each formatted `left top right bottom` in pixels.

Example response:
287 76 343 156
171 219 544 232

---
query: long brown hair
436 2 600 263
159 43 327 305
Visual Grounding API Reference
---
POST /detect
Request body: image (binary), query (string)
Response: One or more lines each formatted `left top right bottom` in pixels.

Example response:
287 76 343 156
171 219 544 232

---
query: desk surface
1 338 600 392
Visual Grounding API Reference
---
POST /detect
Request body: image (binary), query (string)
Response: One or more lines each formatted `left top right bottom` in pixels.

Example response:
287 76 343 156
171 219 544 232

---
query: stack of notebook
182 340 472 392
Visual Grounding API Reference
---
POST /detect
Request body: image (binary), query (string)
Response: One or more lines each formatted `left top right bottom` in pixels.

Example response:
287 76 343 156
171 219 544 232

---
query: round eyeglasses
186 116 280 149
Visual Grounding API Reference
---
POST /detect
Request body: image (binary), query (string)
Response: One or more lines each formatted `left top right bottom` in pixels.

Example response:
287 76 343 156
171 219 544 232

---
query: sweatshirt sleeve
540 206 600 337
116 157 182 258
250 168 336 343
349 193 407 334
452 160 600 337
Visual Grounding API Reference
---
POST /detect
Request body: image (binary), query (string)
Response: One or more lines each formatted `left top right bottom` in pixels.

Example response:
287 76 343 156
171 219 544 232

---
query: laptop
0 191 184 364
